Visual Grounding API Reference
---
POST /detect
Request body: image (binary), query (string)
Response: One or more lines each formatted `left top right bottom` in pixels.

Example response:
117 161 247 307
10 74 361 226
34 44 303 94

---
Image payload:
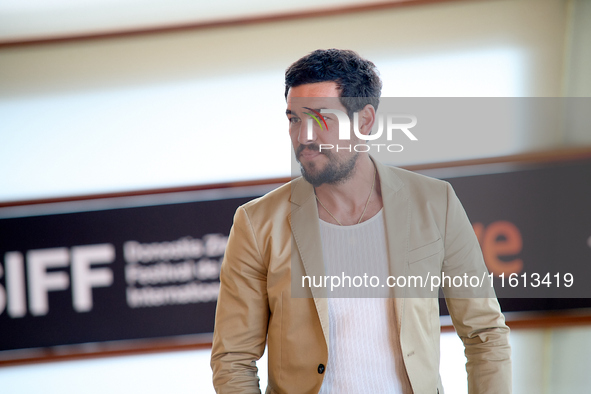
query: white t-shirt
318 210 413 394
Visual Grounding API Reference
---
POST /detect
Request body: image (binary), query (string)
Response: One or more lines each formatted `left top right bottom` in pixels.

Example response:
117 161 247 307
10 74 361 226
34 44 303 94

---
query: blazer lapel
289 160 410 343
374 159 409 332
289 177 330 345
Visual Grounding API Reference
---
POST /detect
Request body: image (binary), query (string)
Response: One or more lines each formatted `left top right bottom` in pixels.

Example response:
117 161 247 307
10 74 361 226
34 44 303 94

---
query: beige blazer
211 159 511 394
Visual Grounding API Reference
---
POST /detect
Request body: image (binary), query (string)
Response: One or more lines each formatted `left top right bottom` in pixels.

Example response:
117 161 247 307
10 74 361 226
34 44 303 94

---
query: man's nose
298 118 318 144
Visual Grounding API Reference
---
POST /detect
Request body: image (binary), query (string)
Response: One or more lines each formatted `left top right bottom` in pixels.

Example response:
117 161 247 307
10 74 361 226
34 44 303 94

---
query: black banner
445 159 591 313
0 188 271 354
1 160 590 356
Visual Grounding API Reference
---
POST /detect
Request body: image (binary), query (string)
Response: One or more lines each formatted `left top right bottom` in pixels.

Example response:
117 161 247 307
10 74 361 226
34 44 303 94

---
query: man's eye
289 117 300 124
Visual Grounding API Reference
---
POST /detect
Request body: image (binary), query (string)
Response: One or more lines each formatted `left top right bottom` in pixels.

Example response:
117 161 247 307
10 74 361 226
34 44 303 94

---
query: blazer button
317 364 325 374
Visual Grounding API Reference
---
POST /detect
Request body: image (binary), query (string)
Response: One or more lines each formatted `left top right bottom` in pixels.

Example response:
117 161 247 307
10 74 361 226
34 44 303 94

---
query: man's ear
356 104 376 136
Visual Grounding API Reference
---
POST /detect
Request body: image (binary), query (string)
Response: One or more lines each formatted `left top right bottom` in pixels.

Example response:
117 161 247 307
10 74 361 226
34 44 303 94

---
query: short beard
296 144 359 187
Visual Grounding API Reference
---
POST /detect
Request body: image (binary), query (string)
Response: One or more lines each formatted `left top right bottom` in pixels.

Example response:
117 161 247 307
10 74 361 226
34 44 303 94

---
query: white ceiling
0 0 401 42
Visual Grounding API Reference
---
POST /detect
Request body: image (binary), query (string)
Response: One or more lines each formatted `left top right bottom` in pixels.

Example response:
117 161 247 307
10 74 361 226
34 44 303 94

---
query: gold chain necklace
315 166 376 226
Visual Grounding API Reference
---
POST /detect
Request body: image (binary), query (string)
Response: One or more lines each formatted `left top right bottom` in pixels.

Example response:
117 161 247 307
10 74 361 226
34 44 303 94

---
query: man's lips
299 148 321 160
296 144 326 161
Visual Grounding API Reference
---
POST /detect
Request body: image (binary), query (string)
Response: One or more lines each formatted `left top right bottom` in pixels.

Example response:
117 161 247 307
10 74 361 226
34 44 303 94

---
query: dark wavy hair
284 49 382 116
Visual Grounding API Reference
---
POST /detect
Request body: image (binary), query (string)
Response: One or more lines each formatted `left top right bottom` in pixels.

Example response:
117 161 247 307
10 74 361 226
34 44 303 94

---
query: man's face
286 81 359 187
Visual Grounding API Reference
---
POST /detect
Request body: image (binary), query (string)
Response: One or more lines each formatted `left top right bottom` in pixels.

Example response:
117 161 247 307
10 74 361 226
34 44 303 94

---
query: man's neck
314 154 383 226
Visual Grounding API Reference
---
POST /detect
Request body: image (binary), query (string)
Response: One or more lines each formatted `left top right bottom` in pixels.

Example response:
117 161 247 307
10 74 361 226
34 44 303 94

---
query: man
211 49 511 393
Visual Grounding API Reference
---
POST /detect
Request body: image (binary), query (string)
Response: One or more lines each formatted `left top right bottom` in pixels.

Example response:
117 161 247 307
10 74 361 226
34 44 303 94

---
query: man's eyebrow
306 107 328 112
286 107 330 113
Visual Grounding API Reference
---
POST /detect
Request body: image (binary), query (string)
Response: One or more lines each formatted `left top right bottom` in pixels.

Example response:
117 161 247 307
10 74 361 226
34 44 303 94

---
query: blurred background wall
0 0 590 393
1 0 590 203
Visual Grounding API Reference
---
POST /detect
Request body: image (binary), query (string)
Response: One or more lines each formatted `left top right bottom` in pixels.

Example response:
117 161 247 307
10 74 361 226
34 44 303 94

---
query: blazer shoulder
382 164 450 197
240 178 295 219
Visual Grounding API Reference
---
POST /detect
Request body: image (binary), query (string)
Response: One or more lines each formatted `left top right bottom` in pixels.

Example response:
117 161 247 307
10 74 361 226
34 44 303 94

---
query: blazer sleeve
211 206 269 394
441 182 512 394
